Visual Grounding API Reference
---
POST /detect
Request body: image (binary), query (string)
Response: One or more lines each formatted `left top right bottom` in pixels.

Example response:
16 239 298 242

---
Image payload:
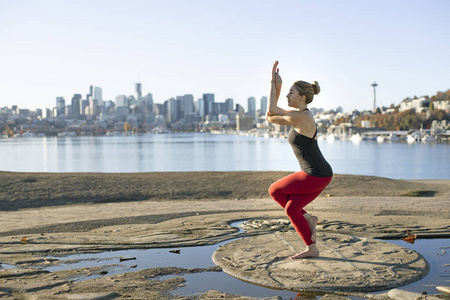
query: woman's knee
285 201 301 218
268 183 278 197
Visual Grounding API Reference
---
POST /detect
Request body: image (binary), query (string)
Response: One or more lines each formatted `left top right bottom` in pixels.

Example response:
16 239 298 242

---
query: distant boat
58 132 77 137
326 134 336 142
406 135 417 143
106 131 123 136
21 131 36 138
421 135 437 142
350 133 363 143
388 134 401 142
376 136 385 143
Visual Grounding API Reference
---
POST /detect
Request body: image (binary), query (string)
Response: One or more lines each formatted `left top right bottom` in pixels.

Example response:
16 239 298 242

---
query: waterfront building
361 120 371 128
434 100 450 111
218 114 229 122
236 115 254 131
155 114 166 125
400 97 430 112
127 115 138 130
272 123 289 134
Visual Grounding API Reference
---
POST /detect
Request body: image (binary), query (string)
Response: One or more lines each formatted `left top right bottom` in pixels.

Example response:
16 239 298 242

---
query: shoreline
0 172 448 299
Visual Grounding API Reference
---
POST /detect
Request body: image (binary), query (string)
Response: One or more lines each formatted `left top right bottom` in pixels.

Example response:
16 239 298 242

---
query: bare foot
290 244 319 259
308 216 319 243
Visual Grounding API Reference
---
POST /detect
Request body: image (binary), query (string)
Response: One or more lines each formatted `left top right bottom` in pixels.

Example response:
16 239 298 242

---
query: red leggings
269 172 332 246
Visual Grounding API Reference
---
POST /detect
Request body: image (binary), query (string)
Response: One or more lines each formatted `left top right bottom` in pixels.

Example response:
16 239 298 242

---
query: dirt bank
0 172 448 299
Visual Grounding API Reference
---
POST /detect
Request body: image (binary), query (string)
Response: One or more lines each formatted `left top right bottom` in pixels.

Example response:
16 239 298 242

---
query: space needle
371 82 378 112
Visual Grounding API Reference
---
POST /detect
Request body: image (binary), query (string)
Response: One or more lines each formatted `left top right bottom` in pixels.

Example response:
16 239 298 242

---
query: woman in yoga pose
266 61 333 259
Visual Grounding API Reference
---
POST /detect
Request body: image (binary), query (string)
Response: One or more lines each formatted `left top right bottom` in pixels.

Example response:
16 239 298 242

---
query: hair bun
312 81 320 95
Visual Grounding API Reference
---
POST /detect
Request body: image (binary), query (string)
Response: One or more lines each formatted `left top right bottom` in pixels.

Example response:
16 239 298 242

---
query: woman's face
287 85 303 108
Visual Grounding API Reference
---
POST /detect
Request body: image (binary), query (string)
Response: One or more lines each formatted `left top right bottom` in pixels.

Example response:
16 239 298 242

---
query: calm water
0 133 448 179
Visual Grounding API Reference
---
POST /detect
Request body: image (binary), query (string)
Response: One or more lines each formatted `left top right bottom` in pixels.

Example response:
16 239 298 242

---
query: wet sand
0 171 448 299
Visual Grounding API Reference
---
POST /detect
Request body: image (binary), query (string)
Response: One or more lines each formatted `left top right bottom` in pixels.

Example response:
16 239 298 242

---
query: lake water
0 133 448 179
1 135 449 298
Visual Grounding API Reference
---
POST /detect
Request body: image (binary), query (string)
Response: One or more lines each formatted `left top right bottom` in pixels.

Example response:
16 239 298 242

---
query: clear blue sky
1 0 449 112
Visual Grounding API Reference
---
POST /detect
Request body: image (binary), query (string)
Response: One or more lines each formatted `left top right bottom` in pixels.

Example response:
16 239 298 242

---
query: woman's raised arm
267 61 287 116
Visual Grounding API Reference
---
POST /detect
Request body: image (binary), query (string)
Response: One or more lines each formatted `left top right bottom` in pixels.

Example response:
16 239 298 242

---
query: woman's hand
272 61 282 92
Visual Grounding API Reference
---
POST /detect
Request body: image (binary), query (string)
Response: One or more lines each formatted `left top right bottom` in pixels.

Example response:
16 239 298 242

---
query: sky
1 0 449 112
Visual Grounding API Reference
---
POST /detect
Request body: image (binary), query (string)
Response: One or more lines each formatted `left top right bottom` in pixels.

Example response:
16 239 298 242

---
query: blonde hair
293 80 320 104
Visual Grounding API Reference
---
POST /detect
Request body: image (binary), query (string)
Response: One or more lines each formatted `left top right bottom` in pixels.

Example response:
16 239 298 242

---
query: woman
266 61 333 259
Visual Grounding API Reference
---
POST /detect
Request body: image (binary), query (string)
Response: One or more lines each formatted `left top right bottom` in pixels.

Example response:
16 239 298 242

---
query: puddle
376 238 449 295
30 221 449 299
41 221 247 280
0 264 18 270
156 272 305 299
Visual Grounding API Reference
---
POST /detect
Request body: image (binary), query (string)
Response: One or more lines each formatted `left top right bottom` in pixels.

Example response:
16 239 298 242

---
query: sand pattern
213 232 429 294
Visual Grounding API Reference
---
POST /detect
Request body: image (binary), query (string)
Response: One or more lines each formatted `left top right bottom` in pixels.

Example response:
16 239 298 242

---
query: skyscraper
182 94 194 118
260 96 268 116
56 97 65 117
115 95 128 107
135 83 142 101
247 97 256 118
93 86 103 108
166 98 178 123
195 98 204 117
225 98 234 113
203 93 215 116
70 94 82 120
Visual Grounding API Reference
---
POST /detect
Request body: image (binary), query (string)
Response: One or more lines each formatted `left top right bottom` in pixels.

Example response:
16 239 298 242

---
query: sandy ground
0 171 449 299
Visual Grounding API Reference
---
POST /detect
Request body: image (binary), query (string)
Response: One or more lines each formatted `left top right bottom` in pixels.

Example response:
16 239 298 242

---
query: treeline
334 89 450 131
400 90 450 103
364 89 449 130
358 108 448 131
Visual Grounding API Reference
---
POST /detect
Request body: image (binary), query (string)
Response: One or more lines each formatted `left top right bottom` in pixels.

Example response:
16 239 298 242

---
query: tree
1 125 9 136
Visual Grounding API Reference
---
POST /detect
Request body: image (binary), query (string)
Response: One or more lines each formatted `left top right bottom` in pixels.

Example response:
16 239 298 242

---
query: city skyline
41 83 270 115
1 1 449 112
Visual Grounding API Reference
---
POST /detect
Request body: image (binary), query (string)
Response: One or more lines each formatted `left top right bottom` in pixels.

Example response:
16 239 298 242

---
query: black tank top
287 126 333 177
